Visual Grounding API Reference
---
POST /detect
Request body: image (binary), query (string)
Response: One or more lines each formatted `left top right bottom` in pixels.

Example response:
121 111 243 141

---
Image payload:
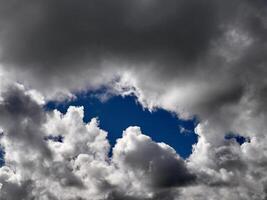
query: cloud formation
0 0 264 99
0 0 267 199
0 85 197 199
0 82 267 199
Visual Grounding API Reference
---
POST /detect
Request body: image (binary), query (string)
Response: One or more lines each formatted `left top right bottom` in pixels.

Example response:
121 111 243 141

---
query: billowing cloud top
0 0 267 199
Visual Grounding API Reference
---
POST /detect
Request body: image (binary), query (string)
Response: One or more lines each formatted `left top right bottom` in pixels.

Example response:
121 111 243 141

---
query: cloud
0 84 52 160
183 123 267 199
0 0 258 100
112 127 196 189
1 80 267 199
0 0 267 199
0 85 197 199
0 0 220 65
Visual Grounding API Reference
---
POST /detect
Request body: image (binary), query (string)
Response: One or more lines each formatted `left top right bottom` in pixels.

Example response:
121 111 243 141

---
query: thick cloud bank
0 0 267 199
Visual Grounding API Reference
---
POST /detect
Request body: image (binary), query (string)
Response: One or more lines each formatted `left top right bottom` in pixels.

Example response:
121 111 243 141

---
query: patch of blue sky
45 89 198 159
0 148 4 167
225 133 250 145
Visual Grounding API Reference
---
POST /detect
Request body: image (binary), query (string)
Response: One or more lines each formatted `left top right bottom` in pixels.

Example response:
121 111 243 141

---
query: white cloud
0 85 195 199
0 0 267 198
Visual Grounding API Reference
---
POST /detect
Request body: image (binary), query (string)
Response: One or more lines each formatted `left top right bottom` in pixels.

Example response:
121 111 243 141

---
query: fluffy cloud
112 127 195 188
0 0 267 199
110 126 196 199
0 85 197 199
1 82 267 199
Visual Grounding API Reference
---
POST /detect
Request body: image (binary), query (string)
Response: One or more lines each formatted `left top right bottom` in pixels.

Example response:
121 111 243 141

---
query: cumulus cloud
112 127 196 189
0 0 267 199
0 82 266 199
0 85 198 199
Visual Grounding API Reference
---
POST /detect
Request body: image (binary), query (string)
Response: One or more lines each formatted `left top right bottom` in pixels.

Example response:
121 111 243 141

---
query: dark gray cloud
0 179 33 200
1 0 267 199
0 0 220 66
0 0 263 67
0 0 266 119
0 85 51 158
0 0 264 121
0 0 239 95
107 190 179 200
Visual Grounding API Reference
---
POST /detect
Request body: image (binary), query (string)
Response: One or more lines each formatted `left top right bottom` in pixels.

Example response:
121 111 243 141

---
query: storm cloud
0 0 262 97
1 0 267 199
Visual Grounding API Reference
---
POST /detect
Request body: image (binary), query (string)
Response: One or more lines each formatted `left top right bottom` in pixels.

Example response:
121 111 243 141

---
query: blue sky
225 133 250 145
0 1 265 198
45 90 198 159
0 149 4 166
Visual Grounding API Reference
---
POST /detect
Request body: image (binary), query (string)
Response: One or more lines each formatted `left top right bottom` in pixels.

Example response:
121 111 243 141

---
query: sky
45 90 198 158
0 0 267 199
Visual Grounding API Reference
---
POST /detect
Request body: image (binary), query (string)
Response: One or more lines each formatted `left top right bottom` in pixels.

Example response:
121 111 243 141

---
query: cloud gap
45 89 198 159
225 133 251 145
